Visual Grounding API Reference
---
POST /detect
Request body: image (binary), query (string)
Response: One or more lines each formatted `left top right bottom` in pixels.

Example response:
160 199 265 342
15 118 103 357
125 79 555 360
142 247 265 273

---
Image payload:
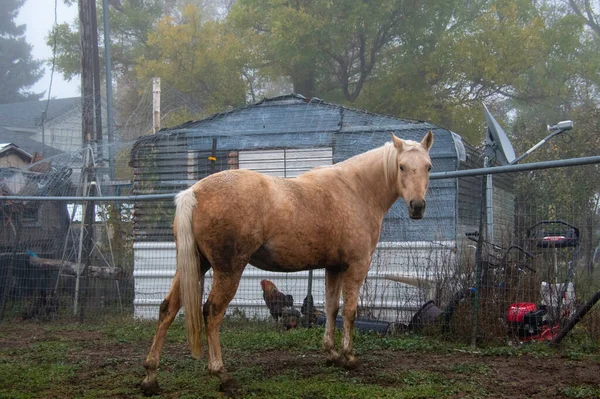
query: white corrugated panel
133 241 456 323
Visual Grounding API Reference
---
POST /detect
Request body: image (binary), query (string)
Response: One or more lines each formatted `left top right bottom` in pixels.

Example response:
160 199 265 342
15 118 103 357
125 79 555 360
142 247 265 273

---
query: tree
354 0 555 143
0 0 43 104
50 0 172 82
136 4 248 116
50 0 241 131
230 0 420 101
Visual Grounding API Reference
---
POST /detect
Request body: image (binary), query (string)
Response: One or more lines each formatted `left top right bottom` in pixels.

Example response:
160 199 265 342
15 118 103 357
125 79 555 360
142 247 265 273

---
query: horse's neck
338 147 399 214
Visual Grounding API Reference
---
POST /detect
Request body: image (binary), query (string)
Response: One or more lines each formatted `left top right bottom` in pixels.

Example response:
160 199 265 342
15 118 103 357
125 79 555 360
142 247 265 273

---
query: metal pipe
430 155 600 180
0 194 177 202
509 128 570 165
2 155 599 202
471 156 489 348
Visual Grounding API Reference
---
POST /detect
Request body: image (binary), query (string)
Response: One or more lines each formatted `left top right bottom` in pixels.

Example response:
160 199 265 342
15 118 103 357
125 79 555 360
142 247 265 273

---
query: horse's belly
249 243 344 272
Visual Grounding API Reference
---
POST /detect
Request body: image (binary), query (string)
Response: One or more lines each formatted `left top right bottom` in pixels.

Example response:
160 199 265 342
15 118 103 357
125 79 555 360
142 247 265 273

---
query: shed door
238 148 333 177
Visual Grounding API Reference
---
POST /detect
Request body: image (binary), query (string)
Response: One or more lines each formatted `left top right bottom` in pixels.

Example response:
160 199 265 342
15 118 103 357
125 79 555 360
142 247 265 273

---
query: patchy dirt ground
251 349 600 398
1 320 599 398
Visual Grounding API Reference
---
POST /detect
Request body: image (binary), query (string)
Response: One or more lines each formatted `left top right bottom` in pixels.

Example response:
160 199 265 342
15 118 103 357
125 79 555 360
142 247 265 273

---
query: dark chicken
300 293 323 327
260 279 301 329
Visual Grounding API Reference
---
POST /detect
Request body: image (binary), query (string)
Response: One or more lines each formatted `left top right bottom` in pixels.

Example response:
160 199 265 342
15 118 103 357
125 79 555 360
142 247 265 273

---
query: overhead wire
43 0 60 119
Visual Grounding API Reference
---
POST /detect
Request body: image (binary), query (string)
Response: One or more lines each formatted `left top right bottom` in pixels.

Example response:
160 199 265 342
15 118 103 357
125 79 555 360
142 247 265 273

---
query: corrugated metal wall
456 141 515 247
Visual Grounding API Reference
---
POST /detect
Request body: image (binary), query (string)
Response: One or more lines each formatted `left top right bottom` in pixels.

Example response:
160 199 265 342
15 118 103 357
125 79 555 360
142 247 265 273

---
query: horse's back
185 168 375 271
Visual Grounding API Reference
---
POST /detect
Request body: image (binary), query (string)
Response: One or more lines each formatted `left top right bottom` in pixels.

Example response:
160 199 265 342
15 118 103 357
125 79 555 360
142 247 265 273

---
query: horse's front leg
339 263 369 369
322 269 342 363
204 268 244 393
141 271 182 396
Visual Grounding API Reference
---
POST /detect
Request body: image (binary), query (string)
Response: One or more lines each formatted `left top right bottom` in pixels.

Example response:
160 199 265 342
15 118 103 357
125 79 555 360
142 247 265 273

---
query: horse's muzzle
409 200 426 220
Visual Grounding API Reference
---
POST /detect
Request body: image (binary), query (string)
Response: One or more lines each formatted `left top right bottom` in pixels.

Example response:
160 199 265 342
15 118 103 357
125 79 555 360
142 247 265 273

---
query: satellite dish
483 103 516 165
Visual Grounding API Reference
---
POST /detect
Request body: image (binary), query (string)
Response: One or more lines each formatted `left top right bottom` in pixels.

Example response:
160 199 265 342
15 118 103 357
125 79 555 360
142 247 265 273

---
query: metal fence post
471 156 489 348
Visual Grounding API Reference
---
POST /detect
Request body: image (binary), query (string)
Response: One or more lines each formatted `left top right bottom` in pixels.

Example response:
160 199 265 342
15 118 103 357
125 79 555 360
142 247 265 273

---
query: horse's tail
175 187 203 359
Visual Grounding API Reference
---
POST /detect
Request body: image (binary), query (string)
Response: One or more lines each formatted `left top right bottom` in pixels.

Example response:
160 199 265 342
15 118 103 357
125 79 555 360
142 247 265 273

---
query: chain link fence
1 95 599 347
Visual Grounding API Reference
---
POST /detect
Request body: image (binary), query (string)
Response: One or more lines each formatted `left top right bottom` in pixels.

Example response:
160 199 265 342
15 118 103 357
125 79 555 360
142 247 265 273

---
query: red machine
505 221 580 343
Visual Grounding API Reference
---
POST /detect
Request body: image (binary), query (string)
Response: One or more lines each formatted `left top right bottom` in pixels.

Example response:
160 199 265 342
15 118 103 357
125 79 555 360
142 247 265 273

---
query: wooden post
0 210 21 321
153 77 161 133
79 0 95 148
91 0 103 159
210 138 217 174
102 0 115 177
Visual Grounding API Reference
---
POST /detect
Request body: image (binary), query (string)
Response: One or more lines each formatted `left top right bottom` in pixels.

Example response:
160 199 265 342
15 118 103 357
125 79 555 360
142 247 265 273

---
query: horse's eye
428 166 432 172
399 165 404 172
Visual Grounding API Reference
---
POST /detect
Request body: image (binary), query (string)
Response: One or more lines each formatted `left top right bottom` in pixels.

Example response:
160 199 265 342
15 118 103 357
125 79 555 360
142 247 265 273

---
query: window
238 148 333 178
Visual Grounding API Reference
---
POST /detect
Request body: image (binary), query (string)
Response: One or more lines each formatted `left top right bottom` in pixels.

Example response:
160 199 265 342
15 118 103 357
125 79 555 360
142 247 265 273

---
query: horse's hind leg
322 270 343 363
141 271 181 396
204 267 244 392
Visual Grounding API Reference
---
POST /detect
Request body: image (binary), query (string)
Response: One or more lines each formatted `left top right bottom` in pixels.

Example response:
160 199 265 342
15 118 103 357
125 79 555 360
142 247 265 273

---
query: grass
1 315 599 398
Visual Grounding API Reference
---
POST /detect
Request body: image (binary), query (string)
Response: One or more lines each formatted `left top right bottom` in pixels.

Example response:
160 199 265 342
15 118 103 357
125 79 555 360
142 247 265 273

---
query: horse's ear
421 131 434 151
391 132 404 151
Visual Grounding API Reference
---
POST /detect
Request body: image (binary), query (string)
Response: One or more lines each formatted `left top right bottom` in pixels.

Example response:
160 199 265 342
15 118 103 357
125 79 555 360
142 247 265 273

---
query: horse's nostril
410 200 414 209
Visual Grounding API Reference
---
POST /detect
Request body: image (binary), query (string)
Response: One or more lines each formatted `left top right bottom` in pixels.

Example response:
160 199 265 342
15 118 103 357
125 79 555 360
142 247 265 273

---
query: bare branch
568 0 600 37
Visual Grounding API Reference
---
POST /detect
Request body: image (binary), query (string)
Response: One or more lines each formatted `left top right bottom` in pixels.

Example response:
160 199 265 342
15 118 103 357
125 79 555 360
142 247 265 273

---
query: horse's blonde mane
382 142 397 184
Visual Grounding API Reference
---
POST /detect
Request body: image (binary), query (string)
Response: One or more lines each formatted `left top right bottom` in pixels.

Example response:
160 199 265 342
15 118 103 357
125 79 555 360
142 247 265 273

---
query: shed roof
131 94 463 162
0 126 63 157
0 142 33 161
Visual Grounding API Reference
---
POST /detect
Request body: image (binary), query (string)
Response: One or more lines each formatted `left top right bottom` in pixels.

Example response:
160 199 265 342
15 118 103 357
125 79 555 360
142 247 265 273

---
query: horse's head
390 131 434 220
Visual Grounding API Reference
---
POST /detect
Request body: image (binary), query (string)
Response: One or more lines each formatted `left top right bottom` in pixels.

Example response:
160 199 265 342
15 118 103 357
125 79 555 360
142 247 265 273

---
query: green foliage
47 22 80 82
230 0 437 101
137 4 247 116
561 385 600 398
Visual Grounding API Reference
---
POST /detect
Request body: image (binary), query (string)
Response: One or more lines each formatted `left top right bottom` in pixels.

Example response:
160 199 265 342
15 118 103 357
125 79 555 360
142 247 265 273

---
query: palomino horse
141 131 434 395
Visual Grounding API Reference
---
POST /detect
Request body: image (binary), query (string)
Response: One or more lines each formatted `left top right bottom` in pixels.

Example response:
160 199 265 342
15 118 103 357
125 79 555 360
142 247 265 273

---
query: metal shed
129 94 510 323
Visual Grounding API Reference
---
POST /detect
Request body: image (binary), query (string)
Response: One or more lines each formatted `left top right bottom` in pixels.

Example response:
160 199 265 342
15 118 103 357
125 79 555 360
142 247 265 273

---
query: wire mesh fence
1 94 599 347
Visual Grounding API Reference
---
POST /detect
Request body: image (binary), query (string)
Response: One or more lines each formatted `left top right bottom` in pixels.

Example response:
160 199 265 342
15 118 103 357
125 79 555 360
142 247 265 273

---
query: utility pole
77 0 97 320
79 0 95 148
102 0 115 178
91 0 103 161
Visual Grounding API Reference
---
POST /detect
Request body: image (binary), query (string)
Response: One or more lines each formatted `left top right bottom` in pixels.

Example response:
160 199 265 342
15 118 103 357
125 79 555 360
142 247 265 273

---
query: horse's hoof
219 376 240 395
343 356 358 370
326 355 346 368
140 378 160 397
326 354 358 370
